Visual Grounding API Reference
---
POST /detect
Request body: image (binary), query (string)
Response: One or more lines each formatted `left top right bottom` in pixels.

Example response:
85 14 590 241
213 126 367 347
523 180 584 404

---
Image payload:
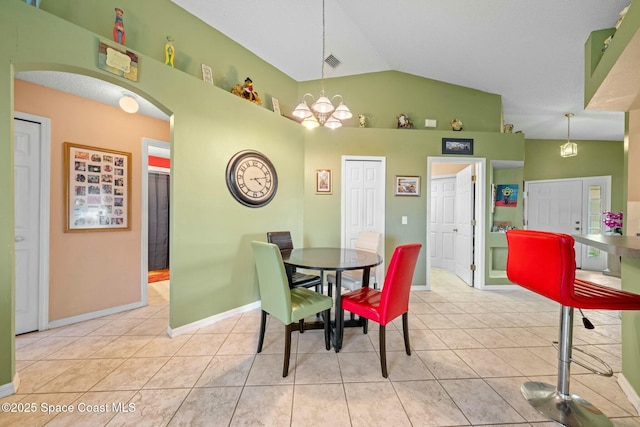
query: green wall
524 138 625 213
298 71 502 132
0 0 517 389
303 129 525 287
0 0 625 395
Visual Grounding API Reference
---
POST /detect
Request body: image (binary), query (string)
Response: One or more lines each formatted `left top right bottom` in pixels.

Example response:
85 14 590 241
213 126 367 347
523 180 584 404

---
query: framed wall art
442 137 474 155
395 175 420 196
316 169 332 194
201 64 213 84
64 142 131 232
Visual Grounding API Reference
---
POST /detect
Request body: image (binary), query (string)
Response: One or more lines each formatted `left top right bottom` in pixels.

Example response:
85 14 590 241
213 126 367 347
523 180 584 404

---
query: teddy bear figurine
231 77 262 105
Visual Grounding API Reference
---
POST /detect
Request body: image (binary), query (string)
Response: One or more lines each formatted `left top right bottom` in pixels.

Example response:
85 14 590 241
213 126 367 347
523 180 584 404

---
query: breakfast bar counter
573 234 640 408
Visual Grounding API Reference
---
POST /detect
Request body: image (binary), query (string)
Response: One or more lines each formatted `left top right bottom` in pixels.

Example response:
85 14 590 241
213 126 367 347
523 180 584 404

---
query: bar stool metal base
521 381 613 427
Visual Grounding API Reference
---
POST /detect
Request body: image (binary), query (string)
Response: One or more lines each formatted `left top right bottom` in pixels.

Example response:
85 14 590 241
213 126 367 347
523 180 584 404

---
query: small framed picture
442 137 474 155
272 97 281 115
395 175 420 196
201 64 213 84
316 169 332 194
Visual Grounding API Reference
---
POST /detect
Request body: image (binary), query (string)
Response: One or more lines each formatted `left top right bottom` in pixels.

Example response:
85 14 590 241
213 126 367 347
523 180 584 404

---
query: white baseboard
618 373 640 415
0 373 20 398
168 301 261 337
47 301 144 330
482 284 520 291
411 285 429 291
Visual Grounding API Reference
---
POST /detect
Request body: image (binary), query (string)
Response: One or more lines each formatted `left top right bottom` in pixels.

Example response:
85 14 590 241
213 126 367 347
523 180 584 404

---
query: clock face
226 150 278 207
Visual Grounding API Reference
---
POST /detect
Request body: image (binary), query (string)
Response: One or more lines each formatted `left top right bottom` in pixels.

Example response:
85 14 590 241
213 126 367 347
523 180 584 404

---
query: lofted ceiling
17 1 631 141
171 0 629 141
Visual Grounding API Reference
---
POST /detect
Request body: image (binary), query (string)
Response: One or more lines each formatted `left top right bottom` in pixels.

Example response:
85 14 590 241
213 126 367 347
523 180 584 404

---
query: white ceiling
18 0 631 141
171 0 629 141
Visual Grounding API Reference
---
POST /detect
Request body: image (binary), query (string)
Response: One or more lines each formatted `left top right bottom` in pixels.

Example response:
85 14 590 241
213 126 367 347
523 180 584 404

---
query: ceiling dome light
119 93 139 114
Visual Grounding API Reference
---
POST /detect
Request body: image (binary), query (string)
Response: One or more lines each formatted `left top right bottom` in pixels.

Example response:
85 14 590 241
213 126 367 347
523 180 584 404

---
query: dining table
282 247 382 351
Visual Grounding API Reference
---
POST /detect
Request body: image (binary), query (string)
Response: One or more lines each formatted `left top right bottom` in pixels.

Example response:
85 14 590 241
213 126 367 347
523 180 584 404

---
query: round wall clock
226 150 278 208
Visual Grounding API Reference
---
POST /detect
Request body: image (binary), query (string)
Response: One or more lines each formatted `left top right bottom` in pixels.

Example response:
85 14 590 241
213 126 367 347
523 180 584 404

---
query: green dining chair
251 241 333 377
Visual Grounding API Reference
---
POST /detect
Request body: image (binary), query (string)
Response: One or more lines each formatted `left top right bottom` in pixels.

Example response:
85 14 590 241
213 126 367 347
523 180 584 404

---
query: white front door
526 177 609 271
14 118 42 334
526 180 583 268
342 157 386 284
430 176 456 271
454 165 475 286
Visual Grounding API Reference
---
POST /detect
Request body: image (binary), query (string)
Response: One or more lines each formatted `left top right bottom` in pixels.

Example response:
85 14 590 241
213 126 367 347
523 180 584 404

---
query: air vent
324 54 341 69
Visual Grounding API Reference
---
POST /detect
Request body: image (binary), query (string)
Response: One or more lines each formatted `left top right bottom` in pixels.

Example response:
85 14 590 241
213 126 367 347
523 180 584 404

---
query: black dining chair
266 231 323 293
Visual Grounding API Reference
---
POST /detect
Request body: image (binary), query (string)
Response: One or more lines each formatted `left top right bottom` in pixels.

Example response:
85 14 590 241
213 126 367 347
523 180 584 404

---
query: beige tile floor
2 269 639 426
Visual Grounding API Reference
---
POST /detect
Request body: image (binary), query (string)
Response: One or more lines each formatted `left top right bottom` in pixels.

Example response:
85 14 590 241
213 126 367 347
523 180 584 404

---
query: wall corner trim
0 373 20 398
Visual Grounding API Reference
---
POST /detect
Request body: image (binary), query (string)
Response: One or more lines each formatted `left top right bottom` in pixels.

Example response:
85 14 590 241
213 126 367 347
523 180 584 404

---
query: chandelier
560 113 578 157
292 0 351 129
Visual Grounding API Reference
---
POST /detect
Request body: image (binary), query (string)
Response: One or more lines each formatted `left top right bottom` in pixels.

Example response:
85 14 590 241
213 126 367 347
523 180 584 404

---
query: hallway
2 270 638 426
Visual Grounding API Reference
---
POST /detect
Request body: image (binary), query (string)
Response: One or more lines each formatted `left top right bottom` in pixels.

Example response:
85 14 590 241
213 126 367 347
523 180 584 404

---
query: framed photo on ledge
442 137 474 155
64 142 131 232
316 169 332 194
395 175 420 196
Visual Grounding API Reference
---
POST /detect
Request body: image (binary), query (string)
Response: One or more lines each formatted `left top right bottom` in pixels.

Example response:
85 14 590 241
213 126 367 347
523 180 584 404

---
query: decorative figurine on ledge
231 77 263 105
358 114 368 128
397 113 413 129
165 36 175 67
450 118 463 131
113 8 125 45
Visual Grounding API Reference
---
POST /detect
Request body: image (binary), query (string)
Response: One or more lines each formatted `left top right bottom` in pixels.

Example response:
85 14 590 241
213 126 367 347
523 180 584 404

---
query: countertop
573 234 640 258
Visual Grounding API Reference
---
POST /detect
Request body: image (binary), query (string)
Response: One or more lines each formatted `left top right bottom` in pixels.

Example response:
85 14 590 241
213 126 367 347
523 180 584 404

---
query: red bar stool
506 230 640 427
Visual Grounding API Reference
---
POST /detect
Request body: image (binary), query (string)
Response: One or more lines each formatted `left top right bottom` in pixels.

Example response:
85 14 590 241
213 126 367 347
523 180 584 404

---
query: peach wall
628 109 640 235
432 162 470 175
14 79 170 321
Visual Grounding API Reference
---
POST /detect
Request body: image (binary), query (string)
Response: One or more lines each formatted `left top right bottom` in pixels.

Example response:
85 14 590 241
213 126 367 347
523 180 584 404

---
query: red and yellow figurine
113 8 125 45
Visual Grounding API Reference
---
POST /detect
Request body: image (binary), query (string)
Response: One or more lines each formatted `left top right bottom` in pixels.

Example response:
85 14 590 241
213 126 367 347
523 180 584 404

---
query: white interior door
430 176 456 271
342 157 386 284
14 118 42 334
454 165 474 286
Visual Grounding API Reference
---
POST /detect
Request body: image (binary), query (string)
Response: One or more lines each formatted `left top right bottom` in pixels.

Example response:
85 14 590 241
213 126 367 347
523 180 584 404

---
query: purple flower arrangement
602 211 623 234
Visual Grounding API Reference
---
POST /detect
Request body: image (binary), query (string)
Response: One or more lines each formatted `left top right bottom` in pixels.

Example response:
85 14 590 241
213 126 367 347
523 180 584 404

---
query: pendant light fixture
291 0 351 129
560 113 578 157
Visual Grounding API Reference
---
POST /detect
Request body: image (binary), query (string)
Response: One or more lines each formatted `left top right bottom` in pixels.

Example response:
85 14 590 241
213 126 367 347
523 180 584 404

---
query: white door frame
341 155 386 281
14 112 51 332
426 157 486 290
141 138 170 305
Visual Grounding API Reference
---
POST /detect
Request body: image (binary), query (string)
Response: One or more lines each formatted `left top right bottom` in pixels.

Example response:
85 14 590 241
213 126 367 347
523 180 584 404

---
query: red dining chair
506 230 640 427
340 243 422 378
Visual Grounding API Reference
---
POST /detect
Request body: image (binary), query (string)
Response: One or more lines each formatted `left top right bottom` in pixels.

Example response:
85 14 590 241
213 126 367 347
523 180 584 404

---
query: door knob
15 236 24 242
453 228 458 232
575 227 580 231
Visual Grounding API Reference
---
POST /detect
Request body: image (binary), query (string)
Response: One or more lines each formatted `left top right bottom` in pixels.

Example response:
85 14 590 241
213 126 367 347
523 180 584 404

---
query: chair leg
379 324 388 378
283 323 293 377
363 318 368 334
257 310 267 353
299 319 305 333
324 309 331 350
402 312 411 355
520 306 613 426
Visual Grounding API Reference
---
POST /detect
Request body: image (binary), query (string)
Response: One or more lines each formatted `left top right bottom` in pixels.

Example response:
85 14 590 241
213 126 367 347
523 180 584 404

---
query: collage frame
64 142 131 232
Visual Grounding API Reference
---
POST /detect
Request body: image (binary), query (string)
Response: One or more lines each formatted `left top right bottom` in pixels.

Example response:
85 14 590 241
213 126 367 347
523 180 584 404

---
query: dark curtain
148 172 170 271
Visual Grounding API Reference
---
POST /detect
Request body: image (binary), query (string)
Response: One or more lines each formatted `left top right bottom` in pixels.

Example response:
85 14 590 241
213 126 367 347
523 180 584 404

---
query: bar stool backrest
506 230 576 305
